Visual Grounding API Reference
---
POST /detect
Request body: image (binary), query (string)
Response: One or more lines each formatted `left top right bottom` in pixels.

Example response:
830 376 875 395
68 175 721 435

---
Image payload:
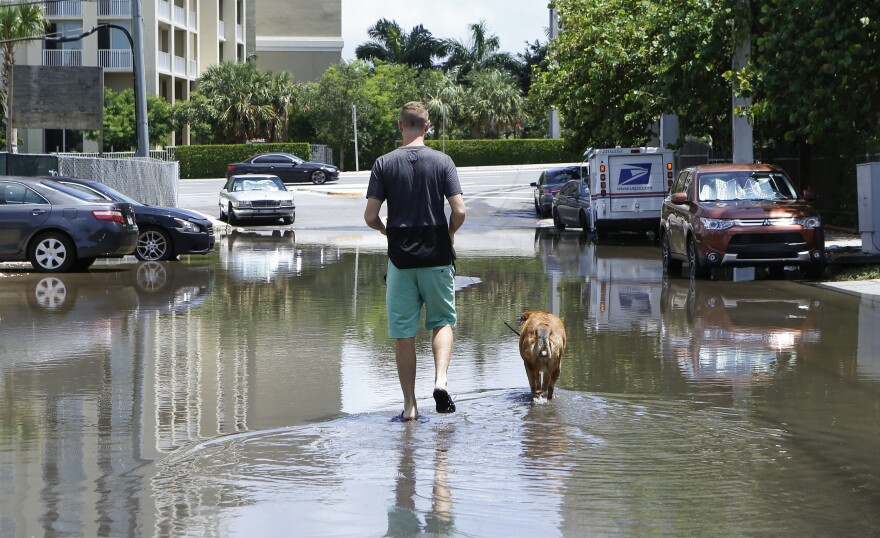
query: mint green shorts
386 261 456 338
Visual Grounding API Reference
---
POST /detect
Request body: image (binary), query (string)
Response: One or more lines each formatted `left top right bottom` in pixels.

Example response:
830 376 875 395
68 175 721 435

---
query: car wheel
662 233 683 276
136 228 174 261
281 215 294 225
553 209 566 230
227 203 238 225
311 170 327 185
72 257 96 271
534 199 541 216
687 237 709 280
28 232 76 273
579 210 591 231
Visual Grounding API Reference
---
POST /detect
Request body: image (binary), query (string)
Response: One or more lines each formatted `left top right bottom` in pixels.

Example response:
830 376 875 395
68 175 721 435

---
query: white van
582 147 675 238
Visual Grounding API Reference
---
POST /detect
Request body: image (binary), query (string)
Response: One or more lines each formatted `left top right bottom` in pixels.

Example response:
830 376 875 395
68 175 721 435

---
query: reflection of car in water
132 261 215 312
660 278 820 381
222 228 340 281
534 228 662 331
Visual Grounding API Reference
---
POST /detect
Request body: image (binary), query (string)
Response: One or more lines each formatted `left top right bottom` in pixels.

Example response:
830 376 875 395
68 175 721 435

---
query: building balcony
157 50 170 73
158 0 170 22
97 0 130 17
98 48 132 70
173 5 185 27
43 49 83 67
188 10 197 31
43 0 82 18
236 23 243 43
218 19 225 41
173 55 185 77
188 59 197 78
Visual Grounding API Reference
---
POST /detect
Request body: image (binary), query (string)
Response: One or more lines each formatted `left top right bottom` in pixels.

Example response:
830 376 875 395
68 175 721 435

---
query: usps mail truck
583 147 675 237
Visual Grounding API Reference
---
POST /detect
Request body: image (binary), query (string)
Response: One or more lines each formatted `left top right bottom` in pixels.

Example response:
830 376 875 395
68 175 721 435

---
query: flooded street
1 226 879 536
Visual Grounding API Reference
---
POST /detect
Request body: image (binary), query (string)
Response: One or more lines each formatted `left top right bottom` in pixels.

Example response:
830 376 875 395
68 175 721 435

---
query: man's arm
364 197 386 235
447 194 466 243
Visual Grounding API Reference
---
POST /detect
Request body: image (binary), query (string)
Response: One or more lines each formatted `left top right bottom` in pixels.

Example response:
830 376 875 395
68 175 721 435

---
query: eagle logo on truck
618 163 653 187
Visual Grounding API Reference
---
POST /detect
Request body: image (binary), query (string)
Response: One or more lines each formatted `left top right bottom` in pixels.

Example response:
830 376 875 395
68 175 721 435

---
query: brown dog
519 310 566 401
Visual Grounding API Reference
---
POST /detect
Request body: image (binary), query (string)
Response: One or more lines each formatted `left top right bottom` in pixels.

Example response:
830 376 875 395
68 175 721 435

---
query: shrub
424 139 581 167
176 143 312 179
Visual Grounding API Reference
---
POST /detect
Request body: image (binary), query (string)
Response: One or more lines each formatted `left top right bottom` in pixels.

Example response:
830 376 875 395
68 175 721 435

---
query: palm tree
443 20 516 81
0 3 46 152
356 18 447 70
460 69 529 138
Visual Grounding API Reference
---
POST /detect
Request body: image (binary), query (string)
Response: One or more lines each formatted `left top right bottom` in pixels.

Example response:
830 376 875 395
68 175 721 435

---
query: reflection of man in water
386 423 455 536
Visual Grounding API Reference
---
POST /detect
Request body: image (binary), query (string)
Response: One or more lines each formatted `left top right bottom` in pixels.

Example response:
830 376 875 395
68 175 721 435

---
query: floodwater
1 227 879 537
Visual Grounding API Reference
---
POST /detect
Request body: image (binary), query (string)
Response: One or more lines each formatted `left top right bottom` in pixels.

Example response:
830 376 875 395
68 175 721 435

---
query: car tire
135 227 174 261
281 215 294 225
29 232 76 273
579 210 591 231
687 237 709 280
311 170 327 185
534 199 541 216
662 233 683 276
227 203 238 225
553 209 566 230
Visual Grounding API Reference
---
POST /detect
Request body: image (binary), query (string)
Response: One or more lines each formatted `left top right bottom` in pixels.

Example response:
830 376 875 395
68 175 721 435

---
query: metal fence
54 144 333 165
56 156 180 207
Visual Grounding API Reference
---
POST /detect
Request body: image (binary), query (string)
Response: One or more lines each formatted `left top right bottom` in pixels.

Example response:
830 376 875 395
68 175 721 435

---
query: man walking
364 101 466 421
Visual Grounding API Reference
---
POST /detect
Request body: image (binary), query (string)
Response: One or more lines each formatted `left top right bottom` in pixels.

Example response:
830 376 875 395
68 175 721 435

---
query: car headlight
173 218 200 233
280 199 294 207
794 216 821 228
700 217 735 230
232 200 252 208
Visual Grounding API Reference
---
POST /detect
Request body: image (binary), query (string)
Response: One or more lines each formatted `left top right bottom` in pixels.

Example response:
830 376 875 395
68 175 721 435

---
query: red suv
660 164 825 279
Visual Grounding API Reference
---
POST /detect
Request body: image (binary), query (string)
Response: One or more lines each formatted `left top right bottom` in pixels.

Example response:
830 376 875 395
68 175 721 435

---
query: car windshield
547 167 584 185
233 178 285 192
697 172 798 202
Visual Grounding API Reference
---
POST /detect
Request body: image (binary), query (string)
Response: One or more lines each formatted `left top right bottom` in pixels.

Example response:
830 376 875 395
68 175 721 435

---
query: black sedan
52 177 216 261
0 176 138 272
531 165 587 218
551 178 592 230
226 152 339 184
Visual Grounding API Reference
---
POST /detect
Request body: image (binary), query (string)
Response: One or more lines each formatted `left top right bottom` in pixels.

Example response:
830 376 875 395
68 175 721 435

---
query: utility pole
548 7 560 139
732 0 754 163
131 0 149 157
352 104 359 172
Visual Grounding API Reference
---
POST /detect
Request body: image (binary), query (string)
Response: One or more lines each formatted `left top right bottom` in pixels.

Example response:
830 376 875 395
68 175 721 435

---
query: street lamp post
45 22 149 156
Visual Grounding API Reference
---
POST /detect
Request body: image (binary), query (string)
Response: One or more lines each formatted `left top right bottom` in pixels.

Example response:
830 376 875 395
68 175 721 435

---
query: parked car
219 174 296 225
551 178 592 230
226 152 339 184
52 177 215 261
0 176 138 272
531 165 586 218
659 163 825 280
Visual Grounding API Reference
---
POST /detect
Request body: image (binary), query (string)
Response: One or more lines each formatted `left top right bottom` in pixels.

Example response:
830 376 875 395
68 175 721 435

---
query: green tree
738 1 880 145
300 61 372 170
356 18 448 69
460 69 529 138
87 88 173 151
444 20 517 80
190 59 297 144
0 3 46 152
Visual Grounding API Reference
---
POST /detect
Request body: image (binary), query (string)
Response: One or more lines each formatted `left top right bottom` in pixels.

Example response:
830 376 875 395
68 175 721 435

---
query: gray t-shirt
367 145 462 268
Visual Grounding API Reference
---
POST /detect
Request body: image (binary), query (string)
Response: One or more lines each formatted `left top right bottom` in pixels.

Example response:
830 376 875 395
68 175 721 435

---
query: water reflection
1 229 880 536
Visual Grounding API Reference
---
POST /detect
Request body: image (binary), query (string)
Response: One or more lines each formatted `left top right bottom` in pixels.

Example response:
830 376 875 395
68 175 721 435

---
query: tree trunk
799 141 812 191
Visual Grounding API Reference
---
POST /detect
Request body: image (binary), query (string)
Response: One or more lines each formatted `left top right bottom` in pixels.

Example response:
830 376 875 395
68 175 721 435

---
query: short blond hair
400 101 430 129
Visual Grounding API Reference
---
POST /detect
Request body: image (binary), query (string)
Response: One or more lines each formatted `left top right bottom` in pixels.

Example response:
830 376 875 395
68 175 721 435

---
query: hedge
424 139 581 167
176 143 312 179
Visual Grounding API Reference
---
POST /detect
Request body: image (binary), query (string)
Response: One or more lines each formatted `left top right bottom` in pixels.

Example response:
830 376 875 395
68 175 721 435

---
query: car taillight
92 209 125 224
227 165 236 171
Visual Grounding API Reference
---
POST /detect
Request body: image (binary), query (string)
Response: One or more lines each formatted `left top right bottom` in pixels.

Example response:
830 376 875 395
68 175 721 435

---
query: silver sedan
219 174 296 225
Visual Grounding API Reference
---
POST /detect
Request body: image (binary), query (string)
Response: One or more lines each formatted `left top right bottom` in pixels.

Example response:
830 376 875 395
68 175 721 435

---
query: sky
340 0 552 61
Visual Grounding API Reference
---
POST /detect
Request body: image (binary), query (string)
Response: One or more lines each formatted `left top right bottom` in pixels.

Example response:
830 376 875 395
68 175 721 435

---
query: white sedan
219 174 296 225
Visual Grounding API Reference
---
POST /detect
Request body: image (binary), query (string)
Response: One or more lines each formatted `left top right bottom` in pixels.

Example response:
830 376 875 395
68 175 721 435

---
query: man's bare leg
395 337 418 420
432 325 453 391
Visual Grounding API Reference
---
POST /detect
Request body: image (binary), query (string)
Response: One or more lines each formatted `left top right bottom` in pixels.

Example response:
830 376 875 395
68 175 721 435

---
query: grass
826 264 880 281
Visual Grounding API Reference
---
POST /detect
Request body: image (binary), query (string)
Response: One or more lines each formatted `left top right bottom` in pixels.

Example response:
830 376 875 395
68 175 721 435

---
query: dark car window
0 182 48 205
252 155 279 164
40 180 107 202
546 167 581 185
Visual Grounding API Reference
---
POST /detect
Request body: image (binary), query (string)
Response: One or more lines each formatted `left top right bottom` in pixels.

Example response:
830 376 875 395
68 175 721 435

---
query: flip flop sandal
433 389 456 413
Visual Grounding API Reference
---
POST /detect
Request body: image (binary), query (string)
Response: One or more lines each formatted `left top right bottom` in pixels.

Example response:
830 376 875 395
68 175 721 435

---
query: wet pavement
1 225 879 536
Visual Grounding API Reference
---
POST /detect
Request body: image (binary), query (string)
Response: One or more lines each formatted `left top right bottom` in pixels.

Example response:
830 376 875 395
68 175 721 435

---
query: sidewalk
820 229 880 297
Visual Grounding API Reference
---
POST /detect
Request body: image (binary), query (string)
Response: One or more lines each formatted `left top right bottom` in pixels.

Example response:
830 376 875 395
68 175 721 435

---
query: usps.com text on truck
582 147 675 238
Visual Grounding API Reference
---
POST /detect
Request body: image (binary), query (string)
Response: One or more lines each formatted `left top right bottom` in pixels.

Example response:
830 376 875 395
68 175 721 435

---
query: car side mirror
530 182 538 187
670 192 688 204
803 188 817 201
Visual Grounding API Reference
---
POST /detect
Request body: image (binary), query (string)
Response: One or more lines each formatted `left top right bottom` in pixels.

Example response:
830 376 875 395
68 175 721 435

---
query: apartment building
17 0 342 153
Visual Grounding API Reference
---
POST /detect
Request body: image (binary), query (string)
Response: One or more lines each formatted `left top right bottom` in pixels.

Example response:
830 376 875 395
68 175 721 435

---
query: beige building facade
16 0 341 153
